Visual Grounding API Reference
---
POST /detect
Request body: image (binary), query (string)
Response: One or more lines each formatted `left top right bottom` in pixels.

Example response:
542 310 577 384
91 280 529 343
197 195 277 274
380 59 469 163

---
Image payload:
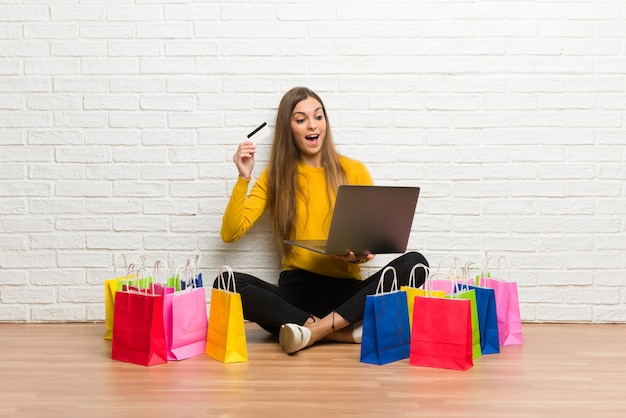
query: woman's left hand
335 251 374 264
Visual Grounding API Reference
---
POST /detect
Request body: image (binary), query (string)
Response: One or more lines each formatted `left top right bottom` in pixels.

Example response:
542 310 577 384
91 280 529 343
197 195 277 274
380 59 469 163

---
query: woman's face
290 96 327 167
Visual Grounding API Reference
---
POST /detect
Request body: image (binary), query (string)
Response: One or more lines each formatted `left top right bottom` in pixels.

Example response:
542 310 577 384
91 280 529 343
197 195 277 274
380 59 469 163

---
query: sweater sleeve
220 171 269 243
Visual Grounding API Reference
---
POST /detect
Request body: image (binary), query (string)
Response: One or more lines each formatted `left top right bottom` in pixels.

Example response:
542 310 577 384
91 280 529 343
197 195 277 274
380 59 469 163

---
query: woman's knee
403 251 429 267
212 271 255 290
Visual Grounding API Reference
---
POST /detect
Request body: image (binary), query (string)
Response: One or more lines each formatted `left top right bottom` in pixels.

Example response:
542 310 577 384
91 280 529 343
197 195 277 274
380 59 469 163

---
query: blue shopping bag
465 284 500 354
360 266 411 365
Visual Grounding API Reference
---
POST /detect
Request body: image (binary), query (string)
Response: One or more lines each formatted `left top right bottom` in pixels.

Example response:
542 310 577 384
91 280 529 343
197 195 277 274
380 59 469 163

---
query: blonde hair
267 87 347 255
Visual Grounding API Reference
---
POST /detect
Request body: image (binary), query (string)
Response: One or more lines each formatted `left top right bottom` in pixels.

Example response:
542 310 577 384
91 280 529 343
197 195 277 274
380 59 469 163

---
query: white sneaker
279 323 312 354
352 322 363 344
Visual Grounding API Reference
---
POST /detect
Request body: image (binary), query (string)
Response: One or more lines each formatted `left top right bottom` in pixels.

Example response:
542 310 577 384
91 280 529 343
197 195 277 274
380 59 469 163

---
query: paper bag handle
217 265 236 293
435 255 462 275
375 266 398 295
463 261 485 287
123 264 153 294
113 253 128 278
408 263 429 289
173 263 195 292
485 255 511 282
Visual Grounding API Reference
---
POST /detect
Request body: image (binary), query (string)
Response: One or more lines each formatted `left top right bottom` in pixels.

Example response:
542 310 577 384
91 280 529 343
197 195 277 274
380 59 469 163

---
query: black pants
213 251 428 335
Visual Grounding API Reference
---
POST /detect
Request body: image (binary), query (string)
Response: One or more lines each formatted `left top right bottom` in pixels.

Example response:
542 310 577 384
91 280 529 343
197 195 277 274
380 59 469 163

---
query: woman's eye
295 119 305 123
315 115 324 120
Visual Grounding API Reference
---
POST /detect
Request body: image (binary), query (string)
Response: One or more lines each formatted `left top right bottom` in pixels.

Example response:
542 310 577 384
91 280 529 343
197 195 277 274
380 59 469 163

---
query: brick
29 164 85 180
0 60 20 75
83 95 139 110
50 6 104 21
142 129 196 145
106 6 163 22
0 112 50 128
0 199 27 214
57 287 102 303
54 112 108 128
25 59 80 76
80 24 134 39
82 58 139 75
110 77 164 93
28 129 83 145
29 199 84 216
85 198 142 214
165 41 219 56
0 305 30 322
113 182 167 198
57 252 110 268
167 76 220 93
0 234 28 251
30 270 86 286
55 181 112 197
56 146 113 163
164 4 220 21
31 306 87 322
136 23 193 39
0 217 53 233
108 41 161 57
85 130 140 146
53 77 109 93
1 286 56 304
31 233 86 250
535 305 592 322
86 164 140 180
0 6 48 22
139 94 195 111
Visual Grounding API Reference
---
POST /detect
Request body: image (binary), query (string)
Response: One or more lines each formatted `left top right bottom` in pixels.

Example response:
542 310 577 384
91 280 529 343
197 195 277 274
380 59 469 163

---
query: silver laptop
285 185 420 255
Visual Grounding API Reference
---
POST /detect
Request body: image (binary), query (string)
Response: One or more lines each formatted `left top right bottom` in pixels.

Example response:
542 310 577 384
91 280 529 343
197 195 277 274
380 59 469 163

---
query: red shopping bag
410 294 473 371
111 287 167 367
401 263 445 332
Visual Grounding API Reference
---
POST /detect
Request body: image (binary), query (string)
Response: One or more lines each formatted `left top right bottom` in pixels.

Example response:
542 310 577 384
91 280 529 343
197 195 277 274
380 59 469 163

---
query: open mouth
305 134 319 143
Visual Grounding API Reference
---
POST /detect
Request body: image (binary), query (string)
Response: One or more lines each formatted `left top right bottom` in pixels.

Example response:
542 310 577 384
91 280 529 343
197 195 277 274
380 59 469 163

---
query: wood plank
0 323 625 418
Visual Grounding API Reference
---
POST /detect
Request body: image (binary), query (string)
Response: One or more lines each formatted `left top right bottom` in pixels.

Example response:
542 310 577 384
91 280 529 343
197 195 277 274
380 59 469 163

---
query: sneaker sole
279 324 298 354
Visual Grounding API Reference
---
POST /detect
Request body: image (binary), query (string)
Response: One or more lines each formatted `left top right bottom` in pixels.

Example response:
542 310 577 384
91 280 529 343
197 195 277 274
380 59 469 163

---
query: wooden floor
1 323 625 418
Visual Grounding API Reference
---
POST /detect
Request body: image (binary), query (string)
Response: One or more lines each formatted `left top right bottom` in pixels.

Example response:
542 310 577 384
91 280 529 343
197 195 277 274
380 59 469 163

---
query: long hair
267 87 347 255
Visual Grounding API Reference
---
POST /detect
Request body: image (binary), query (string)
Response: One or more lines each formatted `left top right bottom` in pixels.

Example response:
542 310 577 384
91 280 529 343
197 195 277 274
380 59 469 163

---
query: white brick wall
1 0 625 323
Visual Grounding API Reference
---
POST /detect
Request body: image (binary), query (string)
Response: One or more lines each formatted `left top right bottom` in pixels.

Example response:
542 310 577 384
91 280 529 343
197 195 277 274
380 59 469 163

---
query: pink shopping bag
155 262 208 361
481 256 522 346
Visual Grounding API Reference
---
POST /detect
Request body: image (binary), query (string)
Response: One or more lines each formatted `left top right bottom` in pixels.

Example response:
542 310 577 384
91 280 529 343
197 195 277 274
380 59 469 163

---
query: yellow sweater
221 156 374 279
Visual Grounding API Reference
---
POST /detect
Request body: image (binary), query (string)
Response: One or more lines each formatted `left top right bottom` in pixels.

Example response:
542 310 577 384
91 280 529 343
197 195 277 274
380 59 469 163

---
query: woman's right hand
233 141 256 180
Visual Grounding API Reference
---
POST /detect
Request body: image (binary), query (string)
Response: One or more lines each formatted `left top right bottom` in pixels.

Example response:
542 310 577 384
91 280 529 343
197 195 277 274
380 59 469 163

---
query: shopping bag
482 256 523 345
410 294 473 371
167 264 207 360
400 263 445 332
205 266 248 363
168 254 203 290
111 268 167 366
104 254 133 340
360 266 411 365
428 256 465 295
427 271 457 295
453 285 482 359
456 282 500 355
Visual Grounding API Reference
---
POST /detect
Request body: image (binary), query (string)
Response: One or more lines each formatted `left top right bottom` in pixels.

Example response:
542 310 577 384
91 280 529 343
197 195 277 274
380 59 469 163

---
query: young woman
220 87 428 354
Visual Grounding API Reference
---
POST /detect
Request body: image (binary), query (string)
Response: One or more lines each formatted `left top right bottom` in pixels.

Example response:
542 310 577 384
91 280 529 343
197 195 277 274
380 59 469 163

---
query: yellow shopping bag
104 255 135 340
205 266 248 363
401 263 445 332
